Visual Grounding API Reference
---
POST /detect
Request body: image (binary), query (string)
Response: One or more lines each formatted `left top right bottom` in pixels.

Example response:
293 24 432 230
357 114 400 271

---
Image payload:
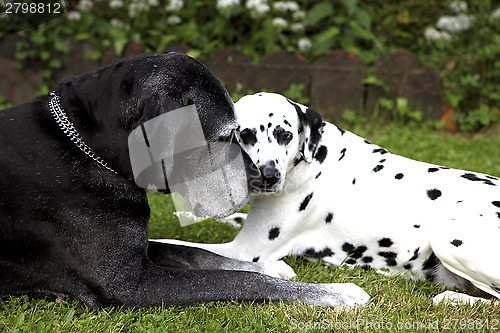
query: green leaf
305 2 334 25
341 0 358 16
311 26 340 55
54 39 70 54
63 309 75 323
114 39 128 57
40 50 50 61
49 58 61 69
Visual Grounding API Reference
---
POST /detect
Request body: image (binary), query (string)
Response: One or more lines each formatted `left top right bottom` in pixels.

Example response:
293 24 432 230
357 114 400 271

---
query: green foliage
2 0 499 132
420 1 500 131
343 97 425 128
0 96 13 110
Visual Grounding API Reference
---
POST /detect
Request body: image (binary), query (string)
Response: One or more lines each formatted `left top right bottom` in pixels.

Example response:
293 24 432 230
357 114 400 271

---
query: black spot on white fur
252 257 259 262
268 227 280 240
492 201 500 208
422 252 440 282
378 251 397 266
338 148 346 161
325 212 333 224
299 193 314 211
314 146 328 163
451 239 463 247
342 243 367 260
372 148 388 154
378 238 393 247
409 248 420 261
304 247 334 259
335 125 345 135
315 172 321 179
461 173 497 186
361 256 372 263
372 165 384 173
428 167 439 173
395 173 404 180
427 189 442 200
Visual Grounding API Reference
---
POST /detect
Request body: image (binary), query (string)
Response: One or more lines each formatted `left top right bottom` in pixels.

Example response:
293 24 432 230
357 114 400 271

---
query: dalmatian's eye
280 132 293 145
239 128 257 146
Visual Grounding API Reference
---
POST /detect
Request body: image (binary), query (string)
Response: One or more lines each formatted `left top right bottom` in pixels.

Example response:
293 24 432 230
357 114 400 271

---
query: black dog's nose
259 161 281 189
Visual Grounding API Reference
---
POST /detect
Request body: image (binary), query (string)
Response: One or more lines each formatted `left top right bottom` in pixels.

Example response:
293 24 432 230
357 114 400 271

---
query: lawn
2 123 500 332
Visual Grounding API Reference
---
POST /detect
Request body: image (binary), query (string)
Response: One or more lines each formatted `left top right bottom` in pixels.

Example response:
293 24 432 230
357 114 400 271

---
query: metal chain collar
48 92 117 174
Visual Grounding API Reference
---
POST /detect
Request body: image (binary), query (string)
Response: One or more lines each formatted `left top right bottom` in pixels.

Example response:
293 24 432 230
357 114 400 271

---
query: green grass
3 123 500 332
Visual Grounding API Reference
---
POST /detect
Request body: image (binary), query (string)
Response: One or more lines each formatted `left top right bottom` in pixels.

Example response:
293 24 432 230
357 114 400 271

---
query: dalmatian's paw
432 291 491 305
305 283 371 308
262 260 297 279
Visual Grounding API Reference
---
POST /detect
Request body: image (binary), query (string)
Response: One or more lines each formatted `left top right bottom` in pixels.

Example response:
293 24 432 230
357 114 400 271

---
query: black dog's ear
287 99 323 163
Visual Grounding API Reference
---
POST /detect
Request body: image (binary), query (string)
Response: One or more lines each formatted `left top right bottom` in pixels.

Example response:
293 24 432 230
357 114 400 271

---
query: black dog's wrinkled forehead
64 52 236 142
137 53 237 141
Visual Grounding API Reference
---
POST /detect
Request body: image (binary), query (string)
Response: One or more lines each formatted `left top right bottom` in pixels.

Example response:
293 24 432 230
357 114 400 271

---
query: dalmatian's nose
259 161 281 189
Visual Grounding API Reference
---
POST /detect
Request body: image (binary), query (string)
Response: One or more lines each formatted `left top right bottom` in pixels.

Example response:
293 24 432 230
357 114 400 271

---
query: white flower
246 0 270 17
67 11 81 21
297 37 311 52
129 2 147 18
77 0 93 13
147 0 159 6
424 27 451 41
217 0 240 10
449 0 467 13
109 0 123 9
436 14 473 33
291 22 304 32
491 8 500 20
166 0 183 11
293 10 305 20
167 15 182 24
272 17 288 29
110 18 130 30
273 1 299 12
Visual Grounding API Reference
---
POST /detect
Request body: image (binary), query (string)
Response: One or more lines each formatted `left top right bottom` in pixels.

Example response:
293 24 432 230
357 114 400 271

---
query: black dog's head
54 53 260 217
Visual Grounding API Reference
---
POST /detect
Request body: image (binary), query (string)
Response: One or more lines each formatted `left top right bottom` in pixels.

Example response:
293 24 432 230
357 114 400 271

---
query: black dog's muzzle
128 104 255 218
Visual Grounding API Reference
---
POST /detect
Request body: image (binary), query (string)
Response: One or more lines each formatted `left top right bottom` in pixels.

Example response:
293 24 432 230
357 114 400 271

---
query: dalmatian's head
235 92 323 193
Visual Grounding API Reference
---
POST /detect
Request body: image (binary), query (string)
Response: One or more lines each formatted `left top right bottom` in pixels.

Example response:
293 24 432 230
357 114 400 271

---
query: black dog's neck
48 92 118 175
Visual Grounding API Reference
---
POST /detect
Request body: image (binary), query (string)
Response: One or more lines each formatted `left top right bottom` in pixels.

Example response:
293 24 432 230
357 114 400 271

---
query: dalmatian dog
156 92 500 304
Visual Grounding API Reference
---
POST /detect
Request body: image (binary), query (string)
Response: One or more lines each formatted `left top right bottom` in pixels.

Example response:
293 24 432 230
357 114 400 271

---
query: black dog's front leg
127 261 368 308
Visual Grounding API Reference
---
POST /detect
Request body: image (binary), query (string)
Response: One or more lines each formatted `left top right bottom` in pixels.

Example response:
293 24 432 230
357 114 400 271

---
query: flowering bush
3 0 379 70
422 1 500 131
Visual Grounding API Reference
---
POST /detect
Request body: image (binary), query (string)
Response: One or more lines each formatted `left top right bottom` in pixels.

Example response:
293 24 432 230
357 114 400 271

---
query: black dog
0 53 369 309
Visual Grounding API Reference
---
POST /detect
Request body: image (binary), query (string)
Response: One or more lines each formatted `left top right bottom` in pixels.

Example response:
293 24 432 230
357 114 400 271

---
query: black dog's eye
218 131 234 143
239 128 257 146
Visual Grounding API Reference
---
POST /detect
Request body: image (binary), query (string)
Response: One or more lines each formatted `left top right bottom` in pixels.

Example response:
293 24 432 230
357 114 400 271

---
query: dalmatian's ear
287 99 323 163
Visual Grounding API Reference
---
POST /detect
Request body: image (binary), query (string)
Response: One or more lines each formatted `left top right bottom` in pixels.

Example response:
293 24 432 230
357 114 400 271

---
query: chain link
48 92 117 174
